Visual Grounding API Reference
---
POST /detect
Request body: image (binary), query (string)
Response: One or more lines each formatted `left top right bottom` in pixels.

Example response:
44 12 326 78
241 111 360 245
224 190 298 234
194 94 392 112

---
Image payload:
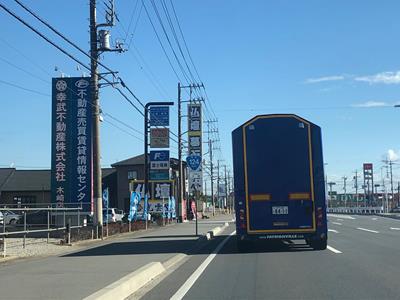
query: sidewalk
0 214 234 300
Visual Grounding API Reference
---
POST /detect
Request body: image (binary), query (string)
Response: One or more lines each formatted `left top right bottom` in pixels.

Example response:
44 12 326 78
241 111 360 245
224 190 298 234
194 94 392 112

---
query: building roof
0 168 15 190
1 170 50 192
111 154 146 167
0 167 116 192
111 154 184 168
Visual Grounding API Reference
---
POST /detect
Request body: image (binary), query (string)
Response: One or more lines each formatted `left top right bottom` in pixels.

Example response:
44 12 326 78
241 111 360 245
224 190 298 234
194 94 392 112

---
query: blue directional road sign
186 155 202 171
150 106 169 126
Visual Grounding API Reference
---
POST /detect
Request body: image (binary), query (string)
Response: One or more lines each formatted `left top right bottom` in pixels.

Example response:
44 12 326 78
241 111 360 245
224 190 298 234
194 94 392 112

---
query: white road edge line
331 222 342 225
170 230 236 300
328 229 339 233
390 227 400 230
357 227 379 233
327 245 342 254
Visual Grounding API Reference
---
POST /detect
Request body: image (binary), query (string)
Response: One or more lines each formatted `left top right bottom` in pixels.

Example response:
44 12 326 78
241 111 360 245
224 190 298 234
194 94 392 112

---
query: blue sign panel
150 106 169 126
150 150 170 162
186 155 202 171
51 77 92 212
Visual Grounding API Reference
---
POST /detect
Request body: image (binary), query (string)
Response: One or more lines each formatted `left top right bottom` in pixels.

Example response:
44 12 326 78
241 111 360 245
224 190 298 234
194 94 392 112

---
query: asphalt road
0 217 233 300
140 214 400 300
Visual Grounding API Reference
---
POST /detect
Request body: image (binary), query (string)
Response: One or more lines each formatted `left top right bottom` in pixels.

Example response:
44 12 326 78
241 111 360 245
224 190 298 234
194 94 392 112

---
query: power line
11 0 146 113
0 79 50 97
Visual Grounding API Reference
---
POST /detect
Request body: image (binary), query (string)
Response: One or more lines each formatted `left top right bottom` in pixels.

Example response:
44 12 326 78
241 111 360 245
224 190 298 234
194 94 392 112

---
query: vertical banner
51 77 92 211
187 103 203 195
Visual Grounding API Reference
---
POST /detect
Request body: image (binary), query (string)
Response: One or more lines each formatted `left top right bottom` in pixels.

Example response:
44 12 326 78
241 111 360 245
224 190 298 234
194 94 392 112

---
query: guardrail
0 207 87 258
328 207 385 214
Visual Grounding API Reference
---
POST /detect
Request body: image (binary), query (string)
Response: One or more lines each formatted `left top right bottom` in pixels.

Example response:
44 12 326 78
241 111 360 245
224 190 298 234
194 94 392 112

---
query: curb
83 262 166 300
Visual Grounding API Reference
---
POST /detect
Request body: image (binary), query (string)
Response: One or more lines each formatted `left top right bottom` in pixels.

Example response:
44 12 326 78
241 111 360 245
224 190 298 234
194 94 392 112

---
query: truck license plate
272 206 288 215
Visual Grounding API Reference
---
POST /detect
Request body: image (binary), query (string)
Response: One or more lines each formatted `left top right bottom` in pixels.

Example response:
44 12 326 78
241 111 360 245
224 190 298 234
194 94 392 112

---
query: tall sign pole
90 0 102 238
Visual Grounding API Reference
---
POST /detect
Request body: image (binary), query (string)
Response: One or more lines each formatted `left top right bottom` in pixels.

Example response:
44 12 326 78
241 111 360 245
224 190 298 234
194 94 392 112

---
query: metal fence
0 206 87 257
328 206 385 214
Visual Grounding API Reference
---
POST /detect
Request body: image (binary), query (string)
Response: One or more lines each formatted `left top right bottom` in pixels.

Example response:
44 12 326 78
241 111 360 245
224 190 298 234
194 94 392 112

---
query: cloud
388 149 399 161
305 75 345 84
352 101 391 108
355 71 400 84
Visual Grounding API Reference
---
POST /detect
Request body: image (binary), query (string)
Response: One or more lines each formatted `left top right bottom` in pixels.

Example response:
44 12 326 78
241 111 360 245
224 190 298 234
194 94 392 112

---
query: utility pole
204 119 218 216
217 160 220 212
90 0 102 238
224 165 228 213
209 139 214 215
389 160 394 209
353 170 359 208
342 176 347 208
177 82 183 222
328 182 336 208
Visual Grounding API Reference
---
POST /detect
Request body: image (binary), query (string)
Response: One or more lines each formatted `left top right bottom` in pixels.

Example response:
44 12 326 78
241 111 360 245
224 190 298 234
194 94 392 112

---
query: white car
103 208 124 223
3 210 22 224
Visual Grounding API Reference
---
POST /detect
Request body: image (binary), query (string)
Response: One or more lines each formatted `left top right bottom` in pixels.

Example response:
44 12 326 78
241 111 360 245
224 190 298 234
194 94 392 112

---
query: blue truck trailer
232 114 327 250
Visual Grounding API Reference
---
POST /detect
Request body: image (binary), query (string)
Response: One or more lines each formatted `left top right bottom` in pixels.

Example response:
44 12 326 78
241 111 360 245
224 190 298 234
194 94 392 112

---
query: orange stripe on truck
250 194 271 201
289 193 310 200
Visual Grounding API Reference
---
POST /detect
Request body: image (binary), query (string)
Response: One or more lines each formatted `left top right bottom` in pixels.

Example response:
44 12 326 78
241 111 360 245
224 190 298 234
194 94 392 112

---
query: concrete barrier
206 222 229 240
83 262 165 300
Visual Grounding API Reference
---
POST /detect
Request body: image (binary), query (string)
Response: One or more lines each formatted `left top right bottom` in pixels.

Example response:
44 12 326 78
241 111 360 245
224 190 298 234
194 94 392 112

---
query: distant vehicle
232 114 328 251
3 210 22 224
103 208 124 223
390 207 400 213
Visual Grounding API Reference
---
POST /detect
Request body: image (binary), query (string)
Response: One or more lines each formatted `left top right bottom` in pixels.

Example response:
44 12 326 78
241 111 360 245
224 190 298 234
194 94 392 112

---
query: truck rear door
243 115 315 233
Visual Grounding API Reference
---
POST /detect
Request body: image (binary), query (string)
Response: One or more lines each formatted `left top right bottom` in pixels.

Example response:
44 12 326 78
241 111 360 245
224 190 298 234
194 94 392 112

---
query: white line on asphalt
390 227 400 231
327 245 342 254
337 219 343 221
328 229 339 233
331 222 342 225
372 218 377 221
328 214 356 220
357 227 379 233
170 230 236 300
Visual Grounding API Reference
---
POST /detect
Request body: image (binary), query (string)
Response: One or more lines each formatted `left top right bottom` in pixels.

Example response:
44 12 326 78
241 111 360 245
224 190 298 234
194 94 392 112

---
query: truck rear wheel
309 238 327 250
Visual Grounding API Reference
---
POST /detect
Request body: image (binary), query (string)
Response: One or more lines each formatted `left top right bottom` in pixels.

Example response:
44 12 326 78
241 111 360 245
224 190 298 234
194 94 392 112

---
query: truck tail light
317 207 323 227
239 209 246 229
239 209 245 221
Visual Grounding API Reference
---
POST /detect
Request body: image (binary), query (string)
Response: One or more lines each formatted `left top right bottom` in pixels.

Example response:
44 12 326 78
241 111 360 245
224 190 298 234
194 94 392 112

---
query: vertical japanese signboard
51 77 92 211
187 103 202 194
149 106 170 181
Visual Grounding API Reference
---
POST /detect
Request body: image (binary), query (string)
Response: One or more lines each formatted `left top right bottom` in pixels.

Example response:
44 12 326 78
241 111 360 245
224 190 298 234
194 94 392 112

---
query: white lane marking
328 214 356 220
327 245 342 254
331 222 342 225
328 229 339 233
170 231 236 300
390 227 400 230
357 227 379 233
372 218 377 221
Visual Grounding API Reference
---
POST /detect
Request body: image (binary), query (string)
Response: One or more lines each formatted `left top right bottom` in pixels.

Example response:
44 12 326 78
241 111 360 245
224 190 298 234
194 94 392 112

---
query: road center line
328 229 339 233
331 222 342 225
390 227 400 231
337 219 343 221
357 227 379 233
327 245 342 254
170 230 236 300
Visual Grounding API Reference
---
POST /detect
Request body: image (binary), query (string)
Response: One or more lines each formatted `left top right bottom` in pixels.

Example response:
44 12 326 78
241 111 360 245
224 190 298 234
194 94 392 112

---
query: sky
1 0 400 193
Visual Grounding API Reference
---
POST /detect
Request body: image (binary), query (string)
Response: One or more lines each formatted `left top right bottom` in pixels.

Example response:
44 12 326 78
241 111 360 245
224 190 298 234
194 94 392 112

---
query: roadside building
0 154 185 212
